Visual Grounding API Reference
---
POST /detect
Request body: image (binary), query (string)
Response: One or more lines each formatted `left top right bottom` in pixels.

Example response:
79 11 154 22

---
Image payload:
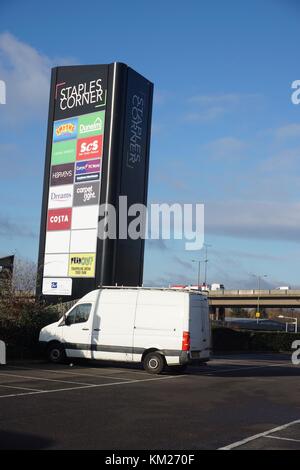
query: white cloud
0 32 73 123
188 93 243 106
184 93 262 123
275 123 300 139
206 200 300 242
202 137 246 160
183 106 225 122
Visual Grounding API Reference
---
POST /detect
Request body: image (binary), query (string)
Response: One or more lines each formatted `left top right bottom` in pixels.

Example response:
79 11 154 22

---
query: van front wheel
143 352 165 374
47 342 66 364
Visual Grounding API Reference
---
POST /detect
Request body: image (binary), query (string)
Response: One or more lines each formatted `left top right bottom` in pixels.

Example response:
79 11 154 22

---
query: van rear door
189 294 205 355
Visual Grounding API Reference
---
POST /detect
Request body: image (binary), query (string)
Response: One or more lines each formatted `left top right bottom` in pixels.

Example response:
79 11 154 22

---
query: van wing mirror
64 315 71 326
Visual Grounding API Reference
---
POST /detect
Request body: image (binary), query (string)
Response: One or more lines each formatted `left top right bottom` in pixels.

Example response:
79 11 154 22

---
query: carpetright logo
0 80 6 104
73 182 100 206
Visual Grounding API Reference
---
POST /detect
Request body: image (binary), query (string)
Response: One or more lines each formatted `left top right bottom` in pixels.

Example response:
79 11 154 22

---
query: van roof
97 285 208 295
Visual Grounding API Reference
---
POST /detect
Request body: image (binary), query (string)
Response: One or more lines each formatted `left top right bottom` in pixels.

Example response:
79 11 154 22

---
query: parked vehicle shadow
0 430 55 449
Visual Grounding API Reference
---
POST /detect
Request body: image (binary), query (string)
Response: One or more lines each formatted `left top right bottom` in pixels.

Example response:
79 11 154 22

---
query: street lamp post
252 274 267 324
192 260 201 288
203 243 212 287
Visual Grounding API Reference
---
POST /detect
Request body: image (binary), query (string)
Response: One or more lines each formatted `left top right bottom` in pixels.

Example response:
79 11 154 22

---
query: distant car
276 286 290 290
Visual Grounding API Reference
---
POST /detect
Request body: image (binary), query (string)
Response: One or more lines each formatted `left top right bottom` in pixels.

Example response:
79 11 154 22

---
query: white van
39 287 211 374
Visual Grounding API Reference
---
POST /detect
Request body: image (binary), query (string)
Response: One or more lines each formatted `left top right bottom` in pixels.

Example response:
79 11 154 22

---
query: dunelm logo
80 117 102 134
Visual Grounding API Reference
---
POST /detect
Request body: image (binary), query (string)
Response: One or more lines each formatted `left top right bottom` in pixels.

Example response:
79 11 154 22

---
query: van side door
91 290 138 362
61 303 93 359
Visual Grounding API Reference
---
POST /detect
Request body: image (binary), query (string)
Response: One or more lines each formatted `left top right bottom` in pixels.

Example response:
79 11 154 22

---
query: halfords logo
47 208 72 231
53 118 78 142
58 79 104 111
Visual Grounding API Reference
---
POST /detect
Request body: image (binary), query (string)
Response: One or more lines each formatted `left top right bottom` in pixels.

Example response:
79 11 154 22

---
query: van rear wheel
47 343 66 364
143 352 165 374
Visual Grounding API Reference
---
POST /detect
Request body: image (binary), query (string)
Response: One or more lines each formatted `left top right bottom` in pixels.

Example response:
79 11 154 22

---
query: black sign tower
37 63 153 301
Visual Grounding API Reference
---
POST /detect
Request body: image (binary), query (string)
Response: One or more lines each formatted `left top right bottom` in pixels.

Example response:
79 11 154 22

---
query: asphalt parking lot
0 353 299 450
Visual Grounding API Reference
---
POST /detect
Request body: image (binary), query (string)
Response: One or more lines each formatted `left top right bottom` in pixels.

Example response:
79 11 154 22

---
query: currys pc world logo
76 159 101 175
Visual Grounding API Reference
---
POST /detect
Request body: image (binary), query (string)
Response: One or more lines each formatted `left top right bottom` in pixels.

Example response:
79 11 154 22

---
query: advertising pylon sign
37 63 153 301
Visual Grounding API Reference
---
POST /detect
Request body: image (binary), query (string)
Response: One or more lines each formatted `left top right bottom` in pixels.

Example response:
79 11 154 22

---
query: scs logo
47 208 72 231
76 135 103 161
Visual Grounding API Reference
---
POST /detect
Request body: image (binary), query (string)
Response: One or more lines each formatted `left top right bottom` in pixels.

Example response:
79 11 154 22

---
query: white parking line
0 384 42 392
206 362 291 376
0 371 96 387
219 419 300 450
5 365 135 382
0 374 183 399
264 435 300 443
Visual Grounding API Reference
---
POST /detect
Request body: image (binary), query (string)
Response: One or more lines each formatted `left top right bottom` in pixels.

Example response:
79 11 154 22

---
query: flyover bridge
207 289 300 308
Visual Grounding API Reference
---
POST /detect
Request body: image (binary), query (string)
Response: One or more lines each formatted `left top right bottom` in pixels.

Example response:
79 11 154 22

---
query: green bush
250 331 300 352
212 327 300 353
212 327 251 351
0 299 59 359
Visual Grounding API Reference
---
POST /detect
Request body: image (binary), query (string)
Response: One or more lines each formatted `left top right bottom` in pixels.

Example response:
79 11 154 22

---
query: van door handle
93 328 101 331
82 328 89 331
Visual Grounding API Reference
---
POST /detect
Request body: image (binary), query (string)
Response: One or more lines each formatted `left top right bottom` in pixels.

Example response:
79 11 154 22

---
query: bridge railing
208 289 298 296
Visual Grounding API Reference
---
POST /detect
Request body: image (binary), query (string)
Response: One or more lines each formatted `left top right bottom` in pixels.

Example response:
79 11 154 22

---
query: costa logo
76 135 103 161
53 118 78 142
47 208 72 231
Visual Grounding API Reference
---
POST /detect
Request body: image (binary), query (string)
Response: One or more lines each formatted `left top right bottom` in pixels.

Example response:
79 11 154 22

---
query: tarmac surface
0 353 299 450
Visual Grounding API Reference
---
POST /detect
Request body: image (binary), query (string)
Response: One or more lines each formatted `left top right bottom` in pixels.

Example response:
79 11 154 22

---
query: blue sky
1 0 300 288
